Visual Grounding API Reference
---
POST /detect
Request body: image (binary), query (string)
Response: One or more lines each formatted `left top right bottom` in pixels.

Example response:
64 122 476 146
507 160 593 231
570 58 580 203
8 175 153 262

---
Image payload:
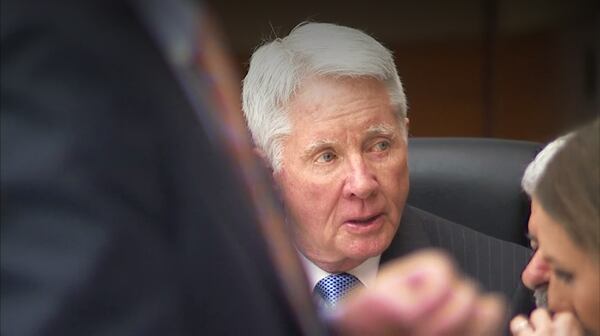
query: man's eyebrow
365 123 398 137
301 139 337 159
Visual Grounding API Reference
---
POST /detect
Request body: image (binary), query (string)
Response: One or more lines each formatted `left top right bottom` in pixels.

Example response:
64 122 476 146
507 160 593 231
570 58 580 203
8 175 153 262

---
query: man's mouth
345 213 383 226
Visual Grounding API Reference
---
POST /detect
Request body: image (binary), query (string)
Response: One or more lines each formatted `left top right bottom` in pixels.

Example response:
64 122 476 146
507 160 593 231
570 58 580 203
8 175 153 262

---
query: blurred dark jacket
0 0 321 335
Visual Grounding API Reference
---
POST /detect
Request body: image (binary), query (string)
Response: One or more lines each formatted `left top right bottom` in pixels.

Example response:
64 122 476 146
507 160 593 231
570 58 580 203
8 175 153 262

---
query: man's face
274 76 409 273
522 199 550 307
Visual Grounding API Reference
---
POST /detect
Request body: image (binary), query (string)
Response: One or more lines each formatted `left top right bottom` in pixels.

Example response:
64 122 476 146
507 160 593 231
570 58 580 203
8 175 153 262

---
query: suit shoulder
402 206 534 318
405 206 530 256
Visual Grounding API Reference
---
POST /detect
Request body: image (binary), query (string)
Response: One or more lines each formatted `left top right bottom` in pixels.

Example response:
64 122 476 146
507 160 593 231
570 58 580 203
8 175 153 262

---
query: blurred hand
330 249 507 336
510 309 584 335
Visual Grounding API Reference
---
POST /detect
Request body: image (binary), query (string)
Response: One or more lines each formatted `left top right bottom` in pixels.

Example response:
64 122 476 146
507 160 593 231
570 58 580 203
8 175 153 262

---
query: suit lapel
381 206 433 264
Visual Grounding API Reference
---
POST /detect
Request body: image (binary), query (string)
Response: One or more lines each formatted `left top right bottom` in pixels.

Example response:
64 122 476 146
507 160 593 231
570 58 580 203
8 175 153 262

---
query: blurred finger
553 312 584 336
332 292 411 336
423 278 478 335
375 250 457 323
336 250 459 335
510 315 533 335
530 308 552 333
467 293 507 336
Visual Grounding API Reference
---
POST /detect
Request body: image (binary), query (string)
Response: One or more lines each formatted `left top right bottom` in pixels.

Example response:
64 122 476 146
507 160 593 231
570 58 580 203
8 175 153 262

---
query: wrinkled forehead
288 77 401 120
302 122 400 148
288 75 397 108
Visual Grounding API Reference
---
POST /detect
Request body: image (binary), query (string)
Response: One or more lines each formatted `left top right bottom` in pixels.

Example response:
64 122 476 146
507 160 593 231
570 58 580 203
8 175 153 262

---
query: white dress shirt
298 252 380 290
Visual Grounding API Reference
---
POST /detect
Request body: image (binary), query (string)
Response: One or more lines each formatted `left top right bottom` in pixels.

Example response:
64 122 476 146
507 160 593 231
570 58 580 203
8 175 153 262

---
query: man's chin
342 238 392 261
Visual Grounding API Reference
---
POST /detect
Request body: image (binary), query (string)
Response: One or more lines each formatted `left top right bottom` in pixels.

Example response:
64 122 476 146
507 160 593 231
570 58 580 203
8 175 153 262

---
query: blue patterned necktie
314 273 364 309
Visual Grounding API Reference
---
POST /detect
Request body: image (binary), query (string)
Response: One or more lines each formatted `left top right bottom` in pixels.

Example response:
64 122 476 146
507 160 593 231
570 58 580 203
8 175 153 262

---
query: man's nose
521 251 550 290
343 157 378 200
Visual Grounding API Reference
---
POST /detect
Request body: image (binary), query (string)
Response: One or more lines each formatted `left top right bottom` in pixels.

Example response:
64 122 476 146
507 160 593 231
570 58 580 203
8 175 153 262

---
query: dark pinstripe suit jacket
382 206 535 317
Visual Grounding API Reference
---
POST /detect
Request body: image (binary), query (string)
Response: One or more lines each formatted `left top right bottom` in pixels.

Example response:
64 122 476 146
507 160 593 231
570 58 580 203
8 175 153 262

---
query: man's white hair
522 134 573 195
242 22 407 171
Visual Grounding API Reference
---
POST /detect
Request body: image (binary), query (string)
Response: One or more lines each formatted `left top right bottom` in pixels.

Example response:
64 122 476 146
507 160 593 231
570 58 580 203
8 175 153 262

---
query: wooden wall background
210 0 599 143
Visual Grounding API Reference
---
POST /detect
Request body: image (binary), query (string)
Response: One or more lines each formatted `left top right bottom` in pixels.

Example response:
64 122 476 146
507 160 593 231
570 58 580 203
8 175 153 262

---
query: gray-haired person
511 119 599 336
242 22 534 325
520 134 572 308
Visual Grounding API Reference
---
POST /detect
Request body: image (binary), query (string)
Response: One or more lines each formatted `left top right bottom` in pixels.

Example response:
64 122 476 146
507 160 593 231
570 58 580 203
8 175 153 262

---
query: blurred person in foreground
510 118 600 336
1 0 506 335
242 20 533 325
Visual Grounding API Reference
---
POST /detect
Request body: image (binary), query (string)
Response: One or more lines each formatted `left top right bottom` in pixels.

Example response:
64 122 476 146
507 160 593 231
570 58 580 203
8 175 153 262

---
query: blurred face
534 197 600 334
274 76 409 273
522 199 551 307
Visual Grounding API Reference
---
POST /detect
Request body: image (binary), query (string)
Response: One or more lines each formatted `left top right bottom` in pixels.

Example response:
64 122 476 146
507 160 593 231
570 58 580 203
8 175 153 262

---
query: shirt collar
298 252 380 290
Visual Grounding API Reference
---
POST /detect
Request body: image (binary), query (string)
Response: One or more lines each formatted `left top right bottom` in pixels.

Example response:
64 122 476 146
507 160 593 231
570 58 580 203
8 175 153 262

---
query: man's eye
316 151 336 163
372 141 391 152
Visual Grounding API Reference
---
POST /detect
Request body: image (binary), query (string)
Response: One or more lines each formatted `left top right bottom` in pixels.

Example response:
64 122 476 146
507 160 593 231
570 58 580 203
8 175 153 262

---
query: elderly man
242 22 533 316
